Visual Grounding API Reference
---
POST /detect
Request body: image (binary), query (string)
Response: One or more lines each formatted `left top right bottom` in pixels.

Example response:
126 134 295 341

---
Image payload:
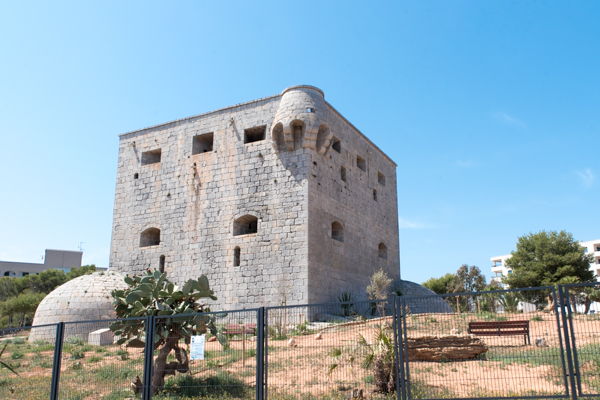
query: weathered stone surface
407 335 488 361
88 328 114 346
109 86 400 309
29 271 127 342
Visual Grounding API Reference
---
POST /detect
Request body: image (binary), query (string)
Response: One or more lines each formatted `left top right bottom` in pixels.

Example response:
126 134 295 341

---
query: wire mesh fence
57 318 145 400
401 287 570 399
151 309 258 400
264 299 396 400
0 324 56 400
4 285 600 399
561 283 600 398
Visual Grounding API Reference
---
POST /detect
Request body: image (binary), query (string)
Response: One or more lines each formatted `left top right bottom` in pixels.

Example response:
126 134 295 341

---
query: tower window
233 215 258 236
192 132 214 154
340 166 347 182
331 221 344 242
378 172 386 186
141 149 161 165
356 156 366 171
140 227 160 247
234 247 241 266
331 138 341 153
373 189 377 201
244 126 266 143
378 243 387 259
134 173 139 179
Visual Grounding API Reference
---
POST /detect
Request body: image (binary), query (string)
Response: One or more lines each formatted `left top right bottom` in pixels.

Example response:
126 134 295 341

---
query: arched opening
234 247 241 266
378 243 387 259
140 227 160 247
291 120 304 149
331 221 344 242
316 124 330 152
159 255 165 273
233 215 258 236
272 122 285 151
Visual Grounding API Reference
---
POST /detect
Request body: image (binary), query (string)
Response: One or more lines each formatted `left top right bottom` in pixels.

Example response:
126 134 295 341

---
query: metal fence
2 285 600 399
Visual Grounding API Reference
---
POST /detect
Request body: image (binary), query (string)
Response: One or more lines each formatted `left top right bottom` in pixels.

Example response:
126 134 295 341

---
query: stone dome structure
29 271 127 342
397 280 453 314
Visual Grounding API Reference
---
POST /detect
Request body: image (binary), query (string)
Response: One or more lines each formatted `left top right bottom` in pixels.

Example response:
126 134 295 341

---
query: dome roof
397 280 453 314
29 271 127 342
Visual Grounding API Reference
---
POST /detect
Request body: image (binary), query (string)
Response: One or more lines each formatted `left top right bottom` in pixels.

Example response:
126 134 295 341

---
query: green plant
498 292 521 313
88 355 103 363
70 350 85 360
10 350 24 360
338 291 354 316
116 349 129 361
329 323 396 394
0 343 19 376
110 270 227 394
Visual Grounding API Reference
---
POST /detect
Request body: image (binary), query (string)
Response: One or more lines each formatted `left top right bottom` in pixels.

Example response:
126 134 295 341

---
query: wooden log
406 335 488 361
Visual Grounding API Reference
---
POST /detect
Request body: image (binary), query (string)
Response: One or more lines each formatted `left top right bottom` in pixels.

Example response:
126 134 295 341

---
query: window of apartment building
596 244 600 252
357 155 366 171
140 227 160 247
331 221 344 242
378 172 386 186
233 215 258 236
141 149 161 165
192 132 214 154
244 126 266 143
331 138 341 153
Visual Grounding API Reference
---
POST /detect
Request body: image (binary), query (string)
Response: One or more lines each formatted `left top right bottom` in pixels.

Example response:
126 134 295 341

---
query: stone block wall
110 86 399 311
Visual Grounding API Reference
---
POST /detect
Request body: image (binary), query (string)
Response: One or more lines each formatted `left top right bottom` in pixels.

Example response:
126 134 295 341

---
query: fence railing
2 284 600 399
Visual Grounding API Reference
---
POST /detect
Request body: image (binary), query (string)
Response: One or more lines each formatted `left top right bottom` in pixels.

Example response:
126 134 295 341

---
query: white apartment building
491 239 600 284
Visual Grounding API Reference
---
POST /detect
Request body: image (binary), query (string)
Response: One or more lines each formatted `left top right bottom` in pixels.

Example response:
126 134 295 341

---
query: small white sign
190 335 206 360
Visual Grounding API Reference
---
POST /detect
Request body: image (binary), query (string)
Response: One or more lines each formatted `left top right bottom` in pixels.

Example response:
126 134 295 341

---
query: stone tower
109 85 399 310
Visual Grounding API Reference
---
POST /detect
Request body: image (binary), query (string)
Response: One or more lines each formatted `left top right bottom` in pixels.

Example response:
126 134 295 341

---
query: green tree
503 231 594 307
110 270 226 394
0 292 46 327
422 273 455 295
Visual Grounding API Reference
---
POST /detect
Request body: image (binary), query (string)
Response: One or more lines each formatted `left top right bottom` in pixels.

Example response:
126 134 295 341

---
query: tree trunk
151 335 179 394
584 298 592 314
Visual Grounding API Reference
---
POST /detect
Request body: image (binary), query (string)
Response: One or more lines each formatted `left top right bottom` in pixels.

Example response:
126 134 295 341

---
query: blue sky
0 1 598 284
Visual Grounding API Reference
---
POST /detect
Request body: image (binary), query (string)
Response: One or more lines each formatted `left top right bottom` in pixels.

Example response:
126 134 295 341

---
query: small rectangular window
244 125 266 143
331 138 341 153
340 166 347 182
378 171 386 185
141 149 161 165
357 155 366 171
192 132 214 154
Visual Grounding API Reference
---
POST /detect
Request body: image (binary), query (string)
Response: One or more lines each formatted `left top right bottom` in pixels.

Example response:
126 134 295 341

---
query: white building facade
491 239 600 285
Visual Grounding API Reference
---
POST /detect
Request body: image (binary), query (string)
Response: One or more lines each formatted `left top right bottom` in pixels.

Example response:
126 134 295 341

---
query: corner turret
271 85 333 154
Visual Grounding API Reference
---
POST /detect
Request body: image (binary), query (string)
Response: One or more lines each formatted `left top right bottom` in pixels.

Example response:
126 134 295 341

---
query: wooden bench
222 323 256 337
467 320 531 345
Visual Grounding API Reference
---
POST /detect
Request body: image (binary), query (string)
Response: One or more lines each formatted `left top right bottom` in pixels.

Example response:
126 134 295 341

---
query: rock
315 332 323 340
535 337 548 347
450 328 459 335
207 336 217 342
406 335 488 361
88 328 114 346
287 338 297 347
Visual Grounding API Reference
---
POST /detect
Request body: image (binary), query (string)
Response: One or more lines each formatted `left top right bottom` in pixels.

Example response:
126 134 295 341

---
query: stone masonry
109 86 399 310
